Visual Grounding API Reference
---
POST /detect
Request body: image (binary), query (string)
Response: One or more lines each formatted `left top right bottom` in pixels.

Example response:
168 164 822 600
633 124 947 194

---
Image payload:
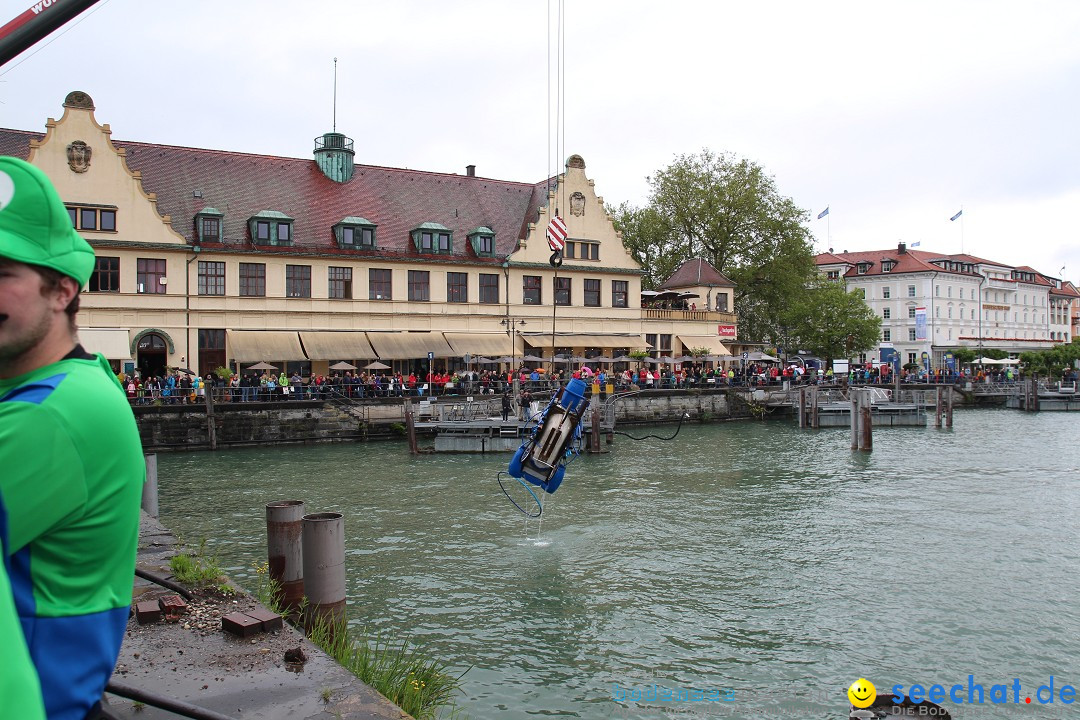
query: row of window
67 204 116 232
880 303 1050 325
885 327 1054 343
880 285 918 299
194 211 505 258
88 257 631 307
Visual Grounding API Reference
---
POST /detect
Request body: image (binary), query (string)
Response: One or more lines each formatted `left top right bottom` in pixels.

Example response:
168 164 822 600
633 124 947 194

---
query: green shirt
0 561 44 719
0 351 144 720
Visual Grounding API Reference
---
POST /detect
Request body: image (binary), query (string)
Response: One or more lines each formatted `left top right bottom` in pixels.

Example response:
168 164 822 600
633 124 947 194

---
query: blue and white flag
911 241 921 247
950 209 963 222
817 206 829 220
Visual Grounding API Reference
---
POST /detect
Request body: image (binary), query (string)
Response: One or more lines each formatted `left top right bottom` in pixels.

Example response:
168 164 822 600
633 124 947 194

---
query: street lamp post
500 317 527 384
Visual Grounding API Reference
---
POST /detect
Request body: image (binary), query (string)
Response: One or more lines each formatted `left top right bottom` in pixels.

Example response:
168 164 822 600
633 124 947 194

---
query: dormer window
248 210 294 246
881 260 894 273
856 262 871 275
335 217 377 250
467 227 495 256
411 222 452 255
194 207 224 243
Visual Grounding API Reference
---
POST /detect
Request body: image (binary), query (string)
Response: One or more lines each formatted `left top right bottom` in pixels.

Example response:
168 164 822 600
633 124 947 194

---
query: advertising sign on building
915 307 927 340
717 324 737 339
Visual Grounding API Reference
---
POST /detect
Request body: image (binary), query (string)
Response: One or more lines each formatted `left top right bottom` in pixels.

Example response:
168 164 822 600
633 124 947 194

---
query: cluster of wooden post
265 501 346 630
1023 376 1041 412
849 389 873 451
934 387 955 428
797 387 820 428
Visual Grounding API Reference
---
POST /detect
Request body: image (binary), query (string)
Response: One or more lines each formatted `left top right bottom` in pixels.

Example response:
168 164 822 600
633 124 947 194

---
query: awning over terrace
227 331 306 362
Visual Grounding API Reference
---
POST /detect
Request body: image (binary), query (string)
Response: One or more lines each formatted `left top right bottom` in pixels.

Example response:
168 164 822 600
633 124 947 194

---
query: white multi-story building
815 243 1075 369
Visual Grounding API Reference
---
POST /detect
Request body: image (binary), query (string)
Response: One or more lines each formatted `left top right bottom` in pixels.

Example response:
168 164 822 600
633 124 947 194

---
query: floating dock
812 401 926 427
1006 383 1079 411
406 396 615 453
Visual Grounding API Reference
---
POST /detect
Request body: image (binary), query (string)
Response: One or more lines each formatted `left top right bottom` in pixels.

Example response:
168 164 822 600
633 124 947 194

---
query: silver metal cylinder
266 500 305 615
142 454 158 517
302 511 346 628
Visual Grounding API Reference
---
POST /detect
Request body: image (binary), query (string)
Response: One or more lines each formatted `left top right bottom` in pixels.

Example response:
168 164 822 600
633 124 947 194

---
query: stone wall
133 390 748 451
133 400 400 450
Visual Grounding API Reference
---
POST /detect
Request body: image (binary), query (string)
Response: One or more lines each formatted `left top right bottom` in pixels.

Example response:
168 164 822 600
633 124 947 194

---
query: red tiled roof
0 129 40 159
659 258 734 289
115 140 548 256
814 247 957 278
813 246 1068 287
0 128 551 258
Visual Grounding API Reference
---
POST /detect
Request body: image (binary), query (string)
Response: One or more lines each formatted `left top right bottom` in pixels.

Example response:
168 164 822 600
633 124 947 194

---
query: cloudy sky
3 0 1078 280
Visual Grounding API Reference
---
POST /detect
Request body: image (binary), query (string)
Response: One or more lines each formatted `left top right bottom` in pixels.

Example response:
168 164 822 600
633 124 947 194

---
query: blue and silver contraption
500 378 588 516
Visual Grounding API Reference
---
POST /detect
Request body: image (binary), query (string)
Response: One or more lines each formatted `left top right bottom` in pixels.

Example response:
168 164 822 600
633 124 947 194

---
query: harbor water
156 408 1080 718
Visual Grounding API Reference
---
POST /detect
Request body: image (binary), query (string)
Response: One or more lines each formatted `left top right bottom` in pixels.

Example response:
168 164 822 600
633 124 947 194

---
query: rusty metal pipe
142 453 158 517
302 511 346 628
266 500 305 615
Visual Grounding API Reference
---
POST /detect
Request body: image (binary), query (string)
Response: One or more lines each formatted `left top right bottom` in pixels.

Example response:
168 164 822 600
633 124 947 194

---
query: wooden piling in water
935 387 943 427
850 392 859 450
405 403 418 454
590 406 601 453
860 390 873 451
946 386 954 427
204 388 217 450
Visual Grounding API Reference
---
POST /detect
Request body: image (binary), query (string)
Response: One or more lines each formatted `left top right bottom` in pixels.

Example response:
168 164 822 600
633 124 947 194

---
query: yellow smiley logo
848 678 877 708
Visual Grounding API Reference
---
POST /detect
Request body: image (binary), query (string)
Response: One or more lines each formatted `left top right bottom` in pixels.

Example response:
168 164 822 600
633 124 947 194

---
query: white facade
818 247 1062 370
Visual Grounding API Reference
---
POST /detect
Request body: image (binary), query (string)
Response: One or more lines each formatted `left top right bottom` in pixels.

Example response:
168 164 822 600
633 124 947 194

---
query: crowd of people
117 360 1064 406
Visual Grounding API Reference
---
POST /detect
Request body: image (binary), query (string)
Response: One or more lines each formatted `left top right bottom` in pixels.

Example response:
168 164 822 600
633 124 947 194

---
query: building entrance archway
136 333 168 378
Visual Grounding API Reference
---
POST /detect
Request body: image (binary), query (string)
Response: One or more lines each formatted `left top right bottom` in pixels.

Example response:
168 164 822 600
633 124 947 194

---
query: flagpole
963 204 972 254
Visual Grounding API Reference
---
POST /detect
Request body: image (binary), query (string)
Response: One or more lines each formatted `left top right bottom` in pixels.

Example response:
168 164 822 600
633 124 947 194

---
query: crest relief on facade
67 141 92 173
569 191 586 217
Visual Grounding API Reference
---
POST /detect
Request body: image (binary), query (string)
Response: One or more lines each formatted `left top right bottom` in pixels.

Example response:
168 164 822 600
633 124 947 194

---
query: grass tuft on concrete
307 614 469 720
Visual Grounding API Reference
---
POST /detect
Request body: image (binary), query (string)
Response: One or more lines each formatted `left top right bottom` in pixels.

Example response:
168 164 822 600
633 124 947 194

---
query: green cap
0 156 94 285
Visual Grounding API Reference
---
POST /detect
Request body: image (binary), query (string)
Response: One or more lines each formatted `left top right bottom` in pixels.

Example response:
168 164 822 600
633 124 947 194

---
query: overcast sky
3 0 1078 280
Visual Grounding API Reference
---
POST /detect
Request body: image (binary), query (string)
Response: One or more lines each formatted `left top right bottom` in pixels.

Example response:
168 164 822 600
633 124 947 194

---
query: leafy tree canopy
612 149 817 341
778 277 881 363
1019 339 1080 377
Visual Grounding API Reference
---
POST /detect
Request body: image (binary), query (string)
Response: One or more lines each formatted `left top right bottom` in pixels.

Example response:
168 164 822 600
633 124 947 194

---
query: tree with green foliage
612 149 816 341
778 277 881 363
609 203 681 290
948 347 977 366
1020 338 1080 378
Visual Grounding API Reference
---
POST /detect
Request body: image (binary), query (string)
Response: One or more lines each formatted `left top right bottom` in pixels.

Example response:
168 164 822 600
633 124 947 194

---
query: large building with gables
815 242 1079 370
0 91 738 378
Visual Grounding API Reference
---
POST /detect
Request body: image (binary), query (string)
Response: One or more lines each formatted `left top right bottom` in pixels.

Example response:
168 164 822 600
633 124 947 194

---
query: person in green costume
0 156 144 720
0 559 44 718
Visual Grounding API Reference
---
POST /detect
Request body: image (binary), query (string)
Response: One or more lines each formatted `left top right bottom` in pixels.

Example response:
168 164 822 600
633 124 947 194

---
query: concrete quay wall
133 390 748 451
